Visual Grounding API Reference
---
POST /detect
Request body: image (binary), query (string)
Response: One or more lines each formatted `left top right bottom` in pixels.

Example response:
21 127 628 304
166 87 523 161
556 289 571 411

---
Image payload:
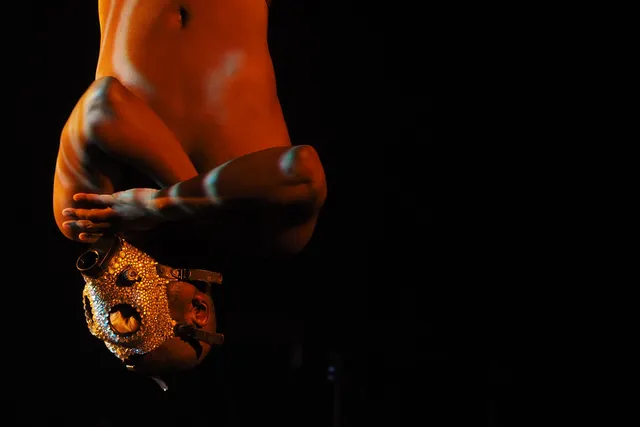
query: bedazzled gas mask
77 234 224 364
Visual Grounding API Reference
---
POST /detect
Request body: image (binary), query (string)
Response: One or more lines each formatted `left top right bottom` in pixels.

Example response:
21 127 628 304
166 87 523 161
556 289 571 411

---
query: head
78 235 223 376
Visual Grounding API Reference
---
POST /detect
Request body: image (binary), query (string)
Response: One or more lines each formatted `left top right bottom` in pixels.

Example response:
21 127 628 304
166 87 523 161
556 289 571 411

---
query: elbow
307 156 327 210
274 145 327 255
312 176 327 210
280 144 327 209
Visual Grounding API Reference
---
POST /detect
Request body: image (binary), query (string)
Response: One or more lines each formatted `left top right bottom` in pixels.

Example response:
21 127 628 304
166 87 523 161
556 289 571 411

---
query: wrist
151 184 196 221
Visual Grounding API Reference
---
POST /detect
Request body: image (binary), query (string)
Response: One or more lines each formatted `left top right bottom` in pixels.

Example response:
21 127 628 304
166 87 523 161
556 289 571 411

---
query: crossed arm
54 76 326 255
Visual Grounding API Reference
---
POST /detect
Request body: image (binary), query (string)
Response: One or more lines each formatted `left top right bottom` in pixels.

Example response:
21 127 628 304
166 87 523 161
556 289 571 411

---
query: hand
62 188 164 242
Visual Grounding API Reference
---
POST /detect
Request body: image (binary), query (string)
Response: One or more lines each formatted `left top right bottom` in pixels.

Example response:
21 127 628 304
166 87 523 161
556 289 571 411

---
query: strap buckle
171 268 191 280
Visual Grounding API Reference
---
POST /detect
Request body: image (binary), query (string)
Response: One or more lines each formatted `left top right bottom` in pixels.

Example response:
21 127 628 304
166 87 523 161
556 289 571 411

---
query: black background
15 1 514 426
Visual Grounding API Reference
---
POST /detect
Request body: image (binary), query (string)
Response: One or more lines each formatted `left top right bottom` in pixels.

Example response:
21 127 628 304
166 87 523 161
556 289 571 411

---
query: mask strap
156 264 223 286
174 323 224 346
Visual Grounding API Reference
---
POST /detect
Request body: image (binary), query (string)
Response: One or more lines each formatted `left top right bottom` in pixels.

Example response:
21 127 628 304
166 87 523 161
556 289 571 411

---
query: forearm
151 145 327 253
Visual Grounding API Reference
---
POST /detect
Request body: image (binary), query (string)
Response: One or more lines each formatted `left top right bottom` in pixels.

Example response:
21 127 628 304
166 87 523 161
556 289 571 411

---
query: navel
179 5 190 28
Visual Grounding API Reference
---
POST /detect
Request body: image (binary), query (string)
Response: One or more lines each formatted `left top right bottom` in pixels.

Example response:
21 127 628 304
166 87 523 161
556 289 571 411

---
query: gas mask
76 234 224 365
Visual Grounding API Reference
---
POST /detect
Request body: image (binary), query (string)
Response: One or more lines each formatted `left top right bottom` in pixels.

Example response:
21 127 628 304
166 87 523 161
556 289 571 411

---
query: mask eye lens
109 304 141 335
117 267 140 287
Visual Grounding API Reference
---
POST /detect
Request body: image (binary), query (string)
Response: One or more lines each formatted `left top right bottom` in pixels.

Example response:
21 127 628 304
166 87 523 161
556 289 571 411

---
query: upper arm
85 76 198 188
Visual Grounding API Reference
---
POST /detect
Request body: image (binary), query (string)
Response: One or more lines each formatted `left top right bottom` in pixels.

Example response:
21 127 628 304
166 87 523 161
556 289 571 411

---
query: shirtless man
52 0 327 374
53 0 326 255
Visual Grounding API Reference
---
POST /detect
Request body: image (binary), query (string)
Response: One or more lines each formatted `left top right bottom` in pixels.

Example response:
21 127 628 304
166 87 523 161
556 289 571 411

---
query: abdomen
95 0 289 171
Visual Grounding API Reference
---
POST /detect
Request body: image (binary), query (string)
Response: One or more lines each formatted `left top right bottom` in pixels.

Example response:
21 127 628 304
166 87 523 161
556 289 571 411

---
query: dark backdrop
15 1 513 426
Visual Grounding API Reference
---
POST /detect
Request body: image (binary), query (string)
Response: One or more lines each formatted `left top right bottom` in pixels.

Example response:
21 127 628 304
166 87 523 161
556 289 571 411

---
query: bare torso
95 0 290 172
54 0 326 251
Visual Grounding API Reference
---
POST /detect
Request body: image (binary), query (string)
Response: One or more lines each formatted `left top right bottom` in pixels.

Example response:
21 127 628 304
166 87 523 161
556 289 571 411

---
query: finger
78 233 102 243
62 220 112 233
69 208 117 222
62 208 78 219
73 193 117 206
